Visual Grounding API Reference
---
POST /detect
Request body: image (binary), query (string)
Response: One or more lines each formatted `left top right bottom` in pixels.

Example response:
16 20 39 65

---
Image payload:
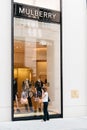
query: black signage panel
14 3 60 24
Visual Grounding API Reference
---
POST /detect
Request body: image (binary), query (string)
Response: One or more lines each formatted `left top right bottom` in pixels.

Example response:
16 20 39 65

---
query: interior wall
36 62 47 82
14 41 25 67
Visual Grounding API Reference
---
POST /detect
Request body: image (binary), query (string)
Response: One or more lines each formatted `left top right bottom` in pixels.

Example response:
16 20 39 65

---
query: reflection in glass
13 17 61 119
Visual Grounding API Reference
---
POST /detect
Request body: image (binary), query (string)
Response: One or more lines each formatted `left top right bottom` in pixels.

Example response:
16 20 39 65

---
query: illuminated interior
13 18 61 118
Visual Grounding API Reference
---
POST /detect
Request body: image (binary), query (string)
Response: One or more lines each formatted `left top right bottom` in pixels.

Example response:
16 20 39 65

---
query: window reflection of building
14 41 47 83
13 18 61 118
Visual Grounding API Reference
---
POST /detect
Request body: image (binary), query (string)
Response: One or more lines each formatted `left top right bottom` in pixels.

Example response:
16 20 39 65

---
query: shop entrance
12 2 62 120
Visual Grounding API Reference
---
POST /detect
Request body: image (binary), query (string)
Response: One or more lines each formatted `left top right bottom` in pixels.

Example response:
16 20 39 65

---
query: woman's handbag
48 96 51 102
38 98 42 103
20 98 28 105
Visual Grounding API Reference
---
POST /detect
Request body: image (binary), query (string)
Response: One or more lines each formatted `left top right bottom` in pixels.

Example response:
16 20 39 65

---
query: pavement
0 117 87 130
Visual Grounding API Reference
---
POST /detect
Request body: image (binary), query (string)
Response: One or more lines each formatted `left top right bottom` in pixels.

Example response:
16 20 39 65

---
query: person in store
35 77 43 112
25 79 33 112
42 86 49 121
20 87 28 112
13 78 20 113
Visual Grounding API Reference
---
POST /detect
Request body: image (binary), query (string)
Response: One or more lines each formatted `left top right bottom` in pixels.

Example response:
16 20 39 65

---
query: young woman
42 86 49 121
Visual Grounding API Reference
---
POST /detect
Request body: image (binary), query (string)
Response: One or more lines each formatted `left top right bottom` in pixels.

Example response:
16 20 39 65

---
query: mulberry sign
14 3 60 24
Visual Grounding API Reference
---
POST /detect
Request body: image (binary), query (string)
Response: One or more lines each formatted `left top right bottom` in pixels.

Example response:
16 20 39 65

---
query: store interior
13 18 61 118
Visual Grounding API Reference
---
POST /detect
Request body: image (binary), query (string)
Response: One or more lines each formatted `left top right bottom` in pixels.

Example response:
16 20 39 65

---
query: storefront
12 1 63 120
0 0 86 122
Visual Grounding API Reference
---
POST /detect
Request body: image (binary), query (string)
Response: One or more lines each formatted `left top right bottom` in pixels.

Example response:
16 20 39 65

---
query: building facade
0 0 87 121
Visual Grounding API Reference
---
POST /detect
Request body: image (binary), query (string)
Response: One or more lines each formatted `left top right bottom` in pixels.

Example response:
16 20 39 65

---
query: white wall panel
14 0 60 10
62 0 87 117
0 0 11 121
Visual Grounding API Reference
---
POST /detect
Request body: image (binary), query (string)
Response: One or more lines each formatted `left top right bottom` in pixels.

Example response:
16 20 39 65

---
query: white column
0 0 11 121
47 24 61 113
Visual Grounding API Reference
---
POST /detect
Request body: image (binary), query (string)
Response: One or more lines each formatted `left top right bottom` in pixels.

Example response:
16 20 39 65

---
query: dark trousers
43 102 49 121
27 96 33 111
28 96 32 107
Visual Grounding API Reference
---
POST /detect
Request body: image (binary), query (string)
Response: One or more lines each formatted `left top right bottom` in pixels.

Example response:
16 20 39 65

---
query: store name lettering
14 3 60 23
19 7 57 19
